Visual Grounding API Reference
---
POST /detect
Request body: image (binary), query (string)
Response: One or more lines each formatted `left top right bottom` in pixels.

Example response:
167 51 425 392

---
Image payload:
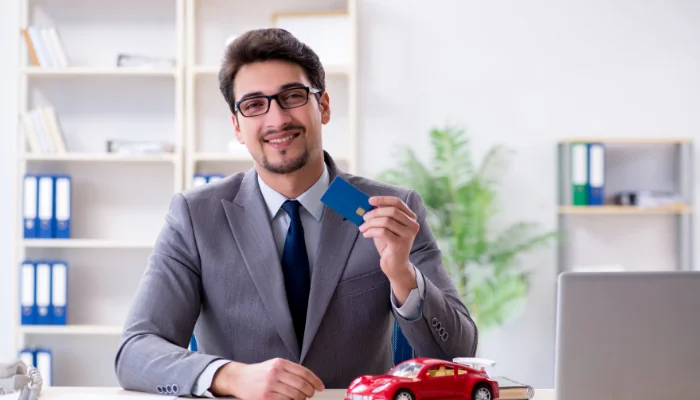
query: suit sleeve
114 193 223 396
393 189 479 359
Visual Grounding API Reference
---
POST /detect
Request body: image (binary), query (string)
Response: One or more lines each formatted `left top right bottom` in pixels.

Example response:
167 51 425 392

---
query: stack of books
20 107 68 154
21 25 70 68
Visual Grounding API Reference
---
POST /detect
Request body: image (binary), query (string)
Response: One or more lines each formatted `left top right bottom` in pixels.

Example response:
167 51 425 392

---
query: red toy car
345 357 499 400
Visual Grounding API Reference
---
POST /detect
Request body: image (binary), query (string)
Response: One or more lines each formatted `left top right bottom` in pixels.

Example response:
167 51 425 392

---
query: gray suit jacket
114 152 478 396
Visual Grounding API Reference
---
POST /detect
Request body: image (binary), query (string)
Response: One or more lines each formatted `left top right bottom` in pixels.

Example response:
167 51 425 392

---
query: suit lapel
300 161 360 362
222 169 300 359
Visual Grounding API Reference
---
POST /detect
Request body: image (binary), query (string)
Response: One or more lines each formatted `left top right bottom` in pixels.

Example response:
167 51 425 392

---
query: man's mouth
263 131 301 148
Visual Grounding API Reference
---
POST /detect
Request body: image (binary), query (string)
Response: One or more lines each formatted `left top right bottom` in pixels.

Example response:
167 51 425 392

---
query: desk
36 387 555 399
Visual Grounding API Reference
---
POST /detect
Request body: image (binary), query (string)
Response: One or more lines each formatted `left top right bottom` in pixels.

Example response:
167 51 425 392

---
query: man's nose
264 99 292 128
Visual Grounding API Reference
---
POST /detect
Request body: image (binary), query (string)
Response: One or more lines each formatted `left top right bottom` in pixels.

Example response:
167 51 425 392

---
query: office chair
190 321 415 366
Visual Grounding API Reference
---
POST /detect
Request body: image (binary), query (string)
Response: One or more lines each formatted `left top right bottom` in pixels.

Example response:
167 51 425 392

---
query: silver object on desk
554 271 700 400
0 360 42 400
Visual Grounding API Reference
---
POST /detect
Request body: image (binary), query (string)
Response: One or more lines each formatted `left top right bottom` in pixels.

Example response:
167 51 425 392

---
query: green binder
571 142 589 205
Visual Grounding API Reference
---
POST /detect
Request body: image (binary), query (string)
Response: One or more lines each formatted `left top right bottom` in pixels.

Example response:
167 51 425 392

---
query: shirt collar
257 163 329 222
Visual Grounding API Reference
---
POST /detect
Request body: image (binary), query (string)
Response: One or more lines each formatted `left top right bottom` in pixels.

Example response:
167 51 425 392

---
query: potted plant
377 124 558 332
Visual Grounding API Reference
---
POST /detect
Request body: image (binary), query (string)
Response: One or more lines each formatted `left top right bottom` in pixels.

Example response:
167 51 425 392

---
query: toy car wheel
472 383 492 400
393 389 415 400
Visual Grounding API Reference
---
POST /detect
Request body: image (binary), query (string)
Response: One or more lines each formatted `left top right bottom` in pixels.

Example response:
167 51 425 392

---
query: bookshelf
13 0 358 388
556 138 695 275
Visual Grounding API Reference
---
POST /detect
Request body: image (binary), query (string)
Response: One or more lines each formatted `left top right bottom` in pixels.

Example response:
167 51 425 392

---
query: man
114 28 477 399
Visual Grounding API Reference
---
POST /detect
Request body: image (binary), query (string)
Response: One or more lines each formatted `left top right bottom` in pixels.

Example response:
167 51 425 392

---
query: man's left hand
359 196 420 305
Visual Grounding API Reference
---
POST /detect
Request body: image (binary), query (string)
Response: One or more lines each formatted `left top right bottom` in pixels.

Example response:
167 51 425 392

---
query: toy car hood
347 374 413 393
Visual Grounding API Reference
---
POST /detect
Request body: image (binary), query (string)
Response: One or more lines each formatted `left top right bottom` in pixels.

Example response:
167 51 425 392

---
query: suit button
435 322 442 331
157 386 163 393
441 331 448 341
172 384 179 393
166 385 172 393
439 327 445 335
432 318 438 327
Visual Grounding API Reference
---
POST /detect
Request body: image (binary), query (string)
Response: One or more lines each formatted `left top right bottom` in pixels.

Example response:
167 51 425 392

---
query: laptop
554 271 700 400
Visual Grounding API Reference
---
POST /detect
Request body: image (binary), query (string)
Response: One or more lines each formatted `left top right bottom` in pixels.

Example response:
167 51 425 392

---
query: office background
1 0 699 390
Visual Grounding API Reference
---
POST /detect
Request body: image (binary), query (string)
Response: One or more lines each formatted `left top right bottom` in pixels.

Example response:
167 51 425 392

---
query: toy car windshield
388 361 424 379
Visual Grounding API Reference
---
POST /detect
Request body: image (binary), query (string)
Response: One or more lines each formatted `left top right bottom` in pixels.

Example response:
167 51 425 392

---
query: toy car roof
452 357 497 371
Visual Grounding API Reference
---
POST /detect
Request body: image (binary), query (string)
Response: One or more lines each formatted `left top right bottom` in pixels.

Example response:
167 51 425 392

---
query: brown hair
218 28 326 114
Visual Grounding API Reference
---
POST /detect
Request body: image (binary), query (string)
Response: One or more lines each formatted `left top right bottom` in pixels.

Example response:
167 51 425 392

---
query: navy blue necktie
281 200 311 345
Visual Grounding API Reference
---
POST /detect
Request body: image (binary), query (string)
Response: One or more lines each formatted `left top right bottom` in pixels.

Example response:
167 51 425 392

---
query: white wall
0 0 20 362
1 0 700 390
357 0 700 389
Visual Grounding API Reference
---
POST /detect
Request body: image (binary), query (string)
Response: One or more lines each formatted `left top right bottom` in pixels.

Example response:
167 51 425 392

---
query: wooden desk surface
36 387 555 399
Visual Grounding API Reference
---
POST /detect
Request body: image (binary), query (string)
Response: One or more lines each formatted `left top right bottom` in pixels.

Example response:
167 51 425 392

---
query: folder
38 176 55 238
570 143 589 206
207 174 224 183
20 262 36 325
35 263 52 325
587 143 605 205
19 349 34 368
53 175 71 238
23 175 39 238
51 262 68 325
192 174 207 187
35 348 52 387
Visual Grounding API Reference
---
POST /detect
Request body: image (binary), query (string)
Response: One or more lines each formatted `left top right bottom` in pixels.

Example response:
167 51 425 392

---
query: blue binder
37 176 55 239
35 348 52 387
19 348 35 368
587 143 605 205
53 175 71 239
51 261 68 325
23 175 39 239
207 174 224 183
35 262 52 325
20 262 36 325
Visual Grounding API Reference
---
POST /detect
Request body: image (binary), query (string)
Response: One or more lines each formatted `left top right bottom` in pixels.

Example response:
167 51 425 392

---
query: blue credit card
320 176 375 226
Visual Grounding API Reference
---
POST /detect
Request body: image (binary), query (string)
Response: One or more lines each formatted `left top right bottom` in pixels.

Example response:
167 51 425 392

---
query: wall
1 0 700 389
0 0 20 362
357 0 700 389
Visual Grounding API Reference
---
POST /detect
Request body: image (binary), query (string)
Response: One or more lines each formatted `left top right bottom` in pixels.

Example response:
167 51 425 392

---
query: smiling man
114 28 477 400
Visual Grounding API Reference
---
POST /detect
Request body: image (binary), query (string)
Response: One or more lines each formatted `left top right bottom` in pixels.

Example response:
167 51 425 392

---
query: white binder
35 263 51 325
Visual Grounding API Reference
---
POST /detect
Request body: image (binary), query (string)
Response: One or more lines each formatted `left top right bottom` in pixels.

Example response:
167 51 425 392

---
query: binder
588 143 605 205
192 174 207 187
23 175 39 238
207 174 224 183
37 175 55 238
54 175 71 238
35 348 52 387
20 262 36 325
570 143 589 205
35 262 52 325
19 349 34 368
51 261 68 325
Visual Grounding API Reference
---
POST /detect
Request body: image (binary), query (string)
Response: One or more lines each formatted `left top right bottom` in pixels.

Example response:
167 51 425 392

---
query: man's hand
210 358 324 400
359 196 420 305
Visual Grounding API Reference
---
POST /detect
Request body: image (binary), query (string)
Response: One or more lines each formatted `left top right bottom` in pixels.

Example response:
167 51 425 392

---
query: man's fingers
369 196 416 219
362 208 418 231
277 370 316 398
362 217 411 238
282 362 325 391
270 380 308 400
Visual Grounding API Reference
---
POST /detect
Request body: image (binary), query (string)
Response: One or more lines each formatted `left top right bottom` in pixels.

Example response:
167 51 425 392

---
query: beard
260 124 311 175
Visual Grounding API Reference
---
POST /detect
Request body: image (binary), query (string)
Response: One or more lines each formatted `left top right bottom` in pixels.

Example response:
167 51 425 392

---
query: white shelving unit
13 0 358 388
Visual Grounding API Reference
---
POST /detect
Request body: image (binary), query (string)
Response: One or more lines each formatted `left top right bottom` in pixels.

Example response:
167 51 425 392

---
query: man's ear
320 92 331 124
231 115 244 144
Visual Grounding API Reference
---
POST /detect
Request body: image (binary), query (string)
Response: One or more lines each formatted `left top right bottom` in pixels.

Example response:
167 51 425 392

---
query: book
494 376 535 399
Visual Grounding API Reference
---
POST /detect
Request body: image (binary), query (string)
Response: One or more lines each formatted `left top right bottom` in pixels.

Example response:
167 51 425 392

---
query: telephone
0 360 42 400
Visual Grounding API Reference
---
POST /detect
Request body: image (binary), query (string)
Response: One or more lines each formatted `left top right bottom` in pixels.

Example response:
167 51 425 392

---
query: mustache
262 124 306 140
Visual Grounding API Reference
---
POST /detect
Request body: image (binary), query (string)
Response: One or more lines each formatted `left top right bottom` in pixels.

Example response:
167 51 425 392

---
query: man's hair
218 28 326 114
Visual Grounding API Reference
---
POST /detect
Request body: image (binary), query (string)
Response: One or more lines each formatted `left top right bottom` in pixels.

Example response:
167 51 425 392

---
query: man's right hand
210 358 325 400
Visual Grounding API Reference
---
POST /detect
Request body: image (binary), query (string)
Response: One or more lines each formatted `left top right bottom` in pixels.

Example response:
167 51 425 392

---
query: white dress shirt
193 164 425 397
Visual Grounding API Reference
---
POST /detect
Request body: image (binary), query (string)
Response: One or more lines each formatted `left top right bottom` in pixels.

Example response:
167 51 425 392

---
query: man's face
232 60 330 175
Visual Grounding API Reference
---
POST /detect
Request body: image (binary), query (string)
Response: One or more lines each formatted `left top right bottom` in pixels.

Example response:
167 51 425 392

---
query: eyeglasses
234 86 321 117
